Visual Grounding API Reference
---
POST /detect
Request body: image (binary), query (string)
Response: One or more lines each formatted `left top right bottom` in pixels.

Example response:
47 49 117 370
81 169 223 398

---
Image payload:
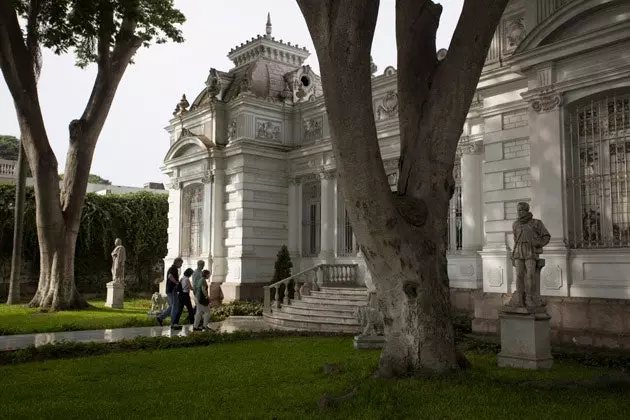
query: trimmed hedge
0 185 168 293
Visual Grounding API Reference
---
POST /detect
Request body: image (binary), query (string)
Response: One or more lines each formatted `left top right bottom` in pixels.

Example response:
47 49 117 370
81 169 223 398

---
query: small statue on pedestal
507 202 551 310
109 238 126 286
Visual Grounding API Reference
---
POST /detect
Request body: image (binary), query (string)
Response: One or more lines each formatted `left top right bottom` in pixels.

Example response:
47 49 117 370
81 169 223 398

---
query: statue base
353 334 385 350
497 307 553 370
105 281 125 309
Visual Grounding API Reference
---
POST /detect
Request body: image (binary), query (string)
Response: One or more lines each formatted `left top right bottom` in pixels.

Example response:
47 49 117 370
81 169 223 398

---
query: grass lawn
0 299 158 335
0 337 628 420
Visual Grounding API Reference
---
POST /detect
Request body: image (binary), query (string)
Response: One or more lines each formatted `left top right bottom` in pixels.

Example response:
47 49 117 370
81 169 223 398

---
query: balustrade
263 263 358 313
0 159 16 178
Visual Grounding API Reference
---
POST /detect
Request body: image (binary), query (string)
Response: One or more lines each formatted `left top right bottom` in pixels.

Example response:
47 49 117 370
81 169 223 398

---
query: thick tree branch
395 0 441 196
96 3 114 71
26 0 43 79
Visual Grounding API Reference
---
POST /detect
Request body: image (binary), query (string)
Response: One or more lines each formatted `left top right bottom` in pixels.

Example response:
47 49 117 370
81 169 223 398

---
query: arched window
566 91 630 248
181 184 204 257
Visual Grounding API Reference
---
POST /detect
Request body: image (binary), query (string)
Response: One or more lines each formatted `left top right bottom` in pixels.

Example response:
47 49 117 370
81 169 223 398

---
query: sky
0 0 464 187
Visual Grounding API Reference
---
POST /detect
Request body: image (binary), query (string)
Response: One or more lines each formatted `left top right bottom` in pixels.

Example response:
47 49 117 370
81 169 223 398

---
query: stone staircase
262 264 369 333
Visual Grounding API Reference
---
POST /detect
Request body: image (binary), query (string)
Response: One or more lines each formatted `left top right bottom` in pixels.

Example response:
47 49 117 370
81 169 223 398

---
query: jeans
157 292 175 322
173 292 193 325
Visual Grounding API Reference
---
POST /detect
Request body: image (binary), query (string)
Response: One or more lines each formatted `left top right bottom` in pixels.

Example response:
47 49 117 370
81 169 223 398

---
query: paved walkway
0 316 274 351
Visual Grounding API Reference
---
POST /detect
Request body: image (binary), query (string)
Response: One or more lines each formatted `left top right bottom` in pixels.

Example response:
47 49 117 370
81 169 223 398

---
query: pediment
164 136 213 162
515 0 626 54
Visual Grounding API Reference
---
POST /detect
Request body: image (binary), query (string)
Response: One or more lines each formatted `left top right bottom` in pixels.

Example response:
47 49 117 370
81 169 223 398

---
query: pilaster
522 69 569 298
210 168 227 285
201 170 213 258
162 179 182 295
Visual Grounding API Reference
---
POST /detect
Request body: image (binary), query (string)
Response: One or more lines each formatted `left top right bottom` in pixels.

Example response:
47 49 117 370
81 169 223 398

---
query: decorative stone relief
303 117 323 142
383 158 398 172
382 66 396 76
459 140 483 155
354 306 384 337
319 170 335 180
487 267 504 287
179 161 206 177
201 170 213 184
531 89 562 113
166 178 180 190
376 91 398 120
543 265 563 290
504 16 526 52
227 119 237 141
172 94 189 116
300 173 320 185
255 119 281 141
205 68 222 100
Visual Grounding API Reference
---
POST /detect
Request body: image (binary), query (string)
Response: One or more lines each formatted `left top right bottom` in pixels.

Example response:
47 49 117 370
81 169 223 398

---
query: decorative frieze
376 91 398 120
504 15 526 53
531 92 562 113
303 117 323 142
179 161 207 177
255 119 281 142
459 140 483 155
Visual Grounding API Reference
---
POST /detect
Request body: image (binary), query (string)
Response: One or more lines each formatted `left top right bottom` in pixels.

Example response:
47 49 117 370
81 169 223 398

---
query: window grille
446 161 463 252
566 93 630 248
337 186 357 256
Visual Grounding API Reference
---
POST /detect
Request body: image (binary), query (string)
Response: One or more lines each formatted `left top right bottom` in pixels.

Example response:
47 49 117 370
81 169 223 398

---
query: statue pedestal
497 307 553 370
105 282 125 309
353 335 385 350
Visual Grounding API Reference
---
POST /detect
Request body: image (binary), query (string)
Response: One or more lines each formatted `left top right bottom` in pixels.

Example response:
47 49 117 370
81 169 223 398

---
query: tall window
447 160 463 252
181 184 204 257
302 181 321 256
567 92 630 248
337 186 357 256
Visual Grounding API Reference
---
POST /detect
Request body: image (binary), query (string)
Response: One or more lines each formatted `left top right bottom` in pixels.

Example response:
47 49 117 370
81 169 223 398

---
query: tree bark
6 140 27 304
297 0 507 376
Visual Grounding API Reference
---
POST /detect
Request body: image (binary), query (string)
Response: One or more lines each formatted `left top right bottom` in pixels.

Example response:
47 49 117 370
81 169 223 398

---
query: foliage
272 245 294 300
211 301 264 322
0 338 629 419
0 135 19 160
10 0 185 68
0 185 168 293
0 298 155 335
272 245 293 282
59 173 112 185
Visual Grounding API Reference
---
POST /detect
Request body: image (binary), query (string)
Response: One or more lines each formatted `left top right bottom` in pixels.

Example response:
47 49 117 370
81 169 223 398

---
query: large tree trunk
6 140 28 304
297 0 508 376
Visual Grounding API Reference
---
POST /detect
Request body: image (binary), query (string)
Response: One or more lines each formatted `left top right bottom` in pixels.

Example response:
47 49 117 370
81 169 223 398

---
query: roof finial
265 12 272 38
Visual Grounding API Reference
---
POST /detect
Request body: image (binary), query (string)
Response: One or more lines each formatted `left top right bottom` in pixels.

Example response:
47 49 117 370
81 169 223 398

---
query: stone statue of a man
508 202 551 309
111 238 126 285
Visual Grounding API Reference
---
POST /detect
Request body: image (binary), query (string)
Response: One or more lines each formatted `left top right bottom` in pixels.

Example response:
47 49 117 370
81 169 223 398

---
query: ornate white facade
163 2 630 345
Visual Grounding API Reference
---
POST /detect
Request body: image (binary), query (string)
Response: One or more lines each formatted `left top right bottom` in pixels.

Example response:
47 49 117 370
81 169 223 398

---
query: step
309 291 368 300
272 310 360 326
301 295 368 306
318 286 369 296
289 300 368 312
263 313 362 334
281 305 358 319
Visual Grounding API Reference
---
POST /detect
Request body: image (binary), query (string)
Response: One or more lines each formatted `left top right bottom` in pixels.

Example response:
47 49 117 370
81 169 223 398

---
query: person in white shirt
172 268 194 327
193 269 212 331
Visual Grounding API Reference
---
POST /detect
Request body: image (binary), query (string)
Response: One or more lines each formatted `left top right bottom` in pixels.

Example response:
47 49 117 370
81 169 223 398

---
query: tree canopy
0 135 19 160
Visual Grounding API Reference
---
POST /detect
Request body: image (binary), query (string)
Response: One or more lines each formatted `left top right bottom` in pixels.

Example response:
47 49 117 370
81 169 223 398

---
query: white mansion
162 1 630 344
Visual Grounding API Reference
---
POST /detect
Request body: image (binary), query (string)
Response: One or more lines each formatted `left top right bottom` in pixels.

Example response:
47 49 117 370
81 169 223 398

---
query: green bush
271 245 293 301
211 301 264 321
0 185 168 294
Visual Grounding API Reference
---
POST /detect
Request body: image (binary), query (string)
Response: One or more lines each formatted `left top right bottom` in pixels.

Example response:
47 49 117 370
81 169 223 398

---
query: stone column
525 85 568 297
201 170 213 258
210 168 227 286
319 170 336 261
461 142 484 252
287 177 301 260
161 178 182 295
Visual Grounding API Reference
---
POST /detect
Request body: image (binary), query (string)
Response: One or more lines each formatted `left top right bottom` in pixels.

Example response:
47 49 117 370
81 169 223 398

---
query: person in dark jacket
156 258 183 327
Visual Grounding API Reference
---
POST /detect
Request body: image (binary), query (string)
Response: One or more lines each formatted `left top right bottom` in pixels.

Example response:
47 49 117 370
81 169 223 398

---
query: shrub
271 245 293 301
211 301 264 321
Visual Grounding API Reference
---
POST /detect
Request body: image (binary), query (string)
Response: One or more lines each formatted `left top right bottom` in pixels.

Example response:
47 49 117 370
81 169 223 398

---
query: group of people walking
156 258 213 331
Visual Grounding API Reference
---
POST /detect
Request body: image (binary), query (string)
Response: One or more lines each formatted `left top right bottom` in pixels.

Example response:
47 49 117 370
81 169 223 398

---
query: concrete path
0 316 274 351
